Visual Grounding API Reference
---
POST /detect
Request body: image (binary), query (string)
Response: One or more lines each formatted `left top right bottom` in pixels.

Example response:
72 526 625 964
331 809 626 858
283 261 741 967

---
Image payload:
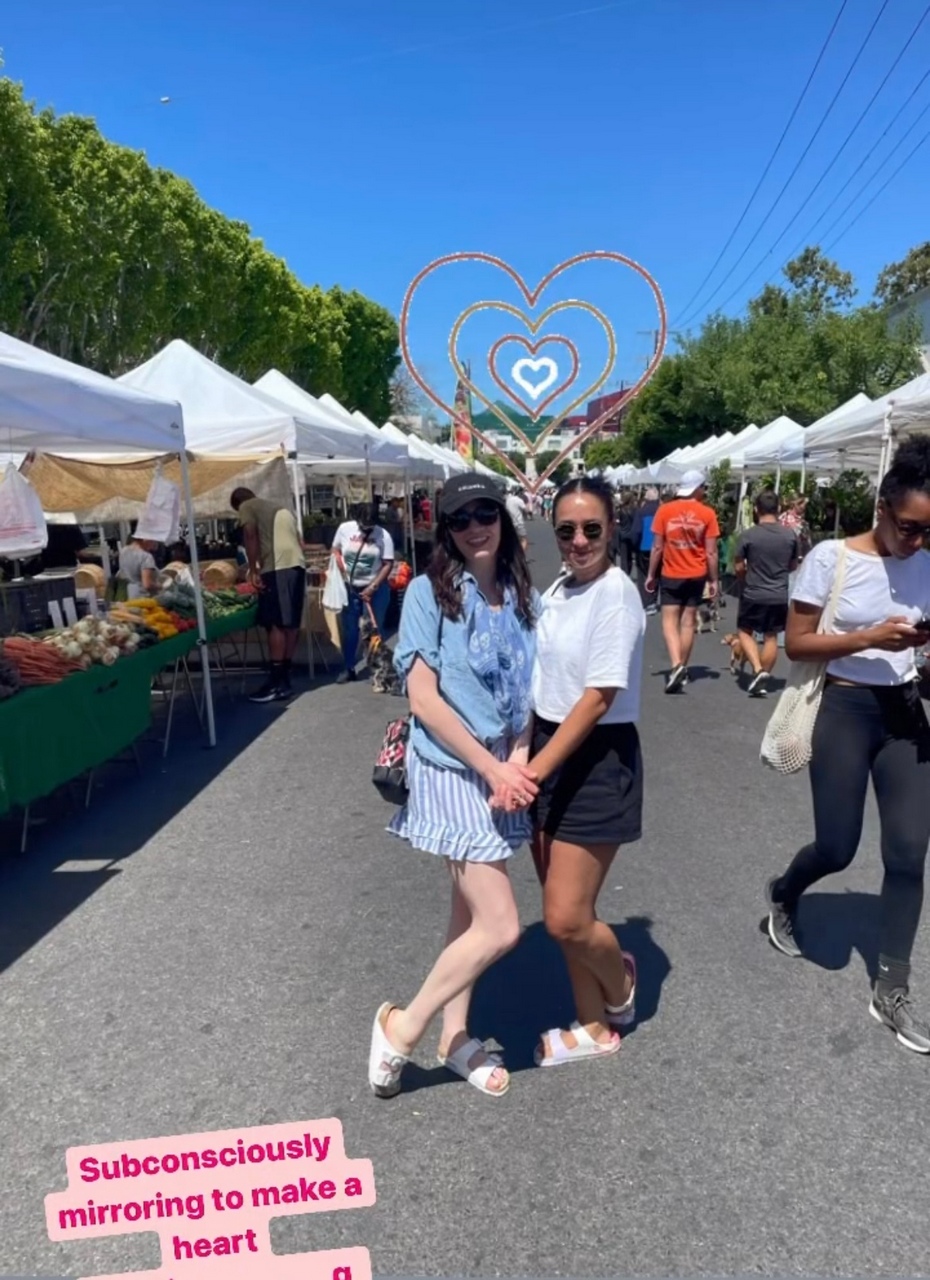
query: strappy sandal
438 1037 510 1097
534 1022 620 1068
606 952 637 1029
368 1002 408 1098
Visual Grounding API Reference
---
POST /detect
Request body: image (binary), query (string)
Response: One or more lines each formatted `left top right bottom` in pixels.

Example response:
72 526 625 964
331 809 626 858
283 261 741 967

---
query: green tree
583 437 628 471
622 249 922 465
536 449 571 486
876 241 930 306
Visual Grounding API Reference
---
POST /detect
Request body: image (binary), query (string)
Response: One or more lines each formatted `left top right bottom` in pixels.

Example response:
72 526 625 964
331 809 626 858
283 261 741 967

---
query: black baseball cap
438 473 506 516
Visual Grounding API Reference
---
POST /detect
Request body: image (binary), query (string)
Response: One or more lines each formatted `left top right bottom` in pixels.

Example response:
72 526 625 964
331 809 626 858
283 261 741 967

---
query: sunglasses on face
554 521 605 543
446 502 501 533
887 509 930 539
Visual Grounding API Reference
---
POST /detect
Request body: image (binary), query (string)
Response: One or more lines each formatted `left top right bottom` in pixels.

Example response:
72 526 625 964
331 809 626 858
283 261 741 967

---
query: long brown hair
426 505 535 626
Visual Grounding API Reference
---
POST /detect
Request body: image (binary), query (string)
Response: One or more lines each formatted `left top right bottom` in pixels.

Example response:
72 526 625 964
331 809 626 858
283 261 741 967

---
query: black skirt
533 717 643 846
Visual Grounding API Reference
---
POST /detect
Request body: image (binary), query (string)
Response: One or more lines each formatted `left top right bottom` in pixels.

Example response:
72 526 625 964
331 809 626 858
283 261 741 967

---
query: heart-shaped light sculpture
399 251 667 492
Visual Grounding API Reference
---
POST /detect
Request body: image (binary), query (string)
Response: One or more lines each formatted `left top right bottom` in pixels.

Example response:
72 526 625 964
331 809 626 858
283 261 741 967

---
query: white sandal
438 1037 510 1097
606 952 637 1029
534 1021 620 1068
368 1003 408 1098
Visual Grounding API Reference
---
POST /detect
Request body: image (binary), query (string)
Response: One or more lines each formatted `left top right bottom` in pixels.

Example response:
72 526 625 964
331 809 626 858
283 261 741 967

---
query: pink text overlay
44 1118 375 1280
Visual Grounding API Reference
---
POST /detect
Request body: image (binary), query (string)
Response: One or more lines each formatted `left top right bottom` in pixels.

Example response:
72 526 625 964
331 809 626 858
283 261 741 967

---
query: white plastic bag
760 543 847 774
136 466 180 544
0 462 48 558
322 554 348 611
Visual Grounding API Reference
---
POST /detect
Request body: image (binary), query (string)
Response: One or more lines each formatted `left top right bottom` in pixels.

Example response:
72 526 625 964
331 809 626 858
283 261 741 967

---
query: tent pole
178 446 216 748
289 455 303 521
365 443 373 504
406 476 417 575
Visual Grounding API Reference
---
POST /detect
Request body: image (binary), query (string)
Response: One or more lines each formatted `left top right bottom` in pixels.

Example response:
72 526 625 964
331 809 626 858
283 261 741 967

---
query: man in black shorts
734 489 799 697
231 487 307 703
644 472 720 692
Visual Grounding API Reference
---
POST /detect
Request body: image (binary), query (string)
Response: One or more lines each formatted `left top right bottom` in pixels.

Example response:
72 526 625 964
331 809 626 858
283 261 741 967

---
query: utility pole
636 329 661 370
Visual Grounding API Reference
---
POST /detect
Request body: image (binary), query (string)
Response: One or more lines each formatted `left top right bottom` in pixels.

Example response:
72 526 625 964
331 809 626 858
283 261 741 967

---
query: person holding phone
765 437 930 1054
331 503 395 684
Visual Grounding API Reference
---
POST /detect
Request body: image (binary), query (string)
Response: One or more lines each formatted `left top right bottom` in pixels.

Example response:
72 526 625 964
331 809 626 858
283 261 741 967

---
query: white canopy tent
778 382 930 477
120 341 367 460
737 415 804 476
0 331 217 746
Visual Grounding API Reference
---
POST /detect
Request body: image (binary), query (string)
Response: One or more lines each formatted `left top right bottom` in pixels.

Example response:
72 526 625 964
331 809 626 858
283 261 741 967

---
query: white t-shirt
531 566 646 724
506 494 527 537
792 539 930 686
332 521 395 589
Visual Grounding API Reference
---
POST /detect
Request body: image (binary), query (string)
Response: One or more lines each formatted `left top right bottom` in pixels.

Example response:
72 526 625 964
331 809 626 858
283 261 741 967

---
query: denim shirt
393 572 538 771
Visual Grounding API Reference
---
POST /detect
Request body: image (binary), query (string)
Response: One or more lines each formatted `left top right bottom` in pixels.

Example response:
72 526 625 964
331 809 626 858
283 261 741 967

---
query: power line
670 0 849 327
676 0 890 330
824 125 930 253
778 63 930 264
713 0 928 314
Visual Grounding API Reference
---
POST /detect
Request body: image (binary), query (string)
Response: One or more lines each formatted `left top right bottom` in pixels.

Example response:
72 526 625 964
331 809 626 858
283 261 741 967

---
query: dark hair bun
890 435 930 484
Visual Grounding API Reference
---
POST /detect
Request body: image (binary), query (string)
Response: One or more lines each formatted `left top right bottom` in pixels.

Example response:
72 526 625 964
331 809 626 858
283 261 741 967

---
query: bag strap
347 524 375 588
817 540 848 636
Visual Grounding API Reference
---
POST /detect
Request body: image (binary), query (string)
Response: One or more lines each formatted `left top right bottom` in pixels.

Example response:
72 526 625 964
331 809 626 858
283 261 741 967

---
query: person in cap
331 501 395 684
230 487 306 703
644 469 720 692
369 472 539 1101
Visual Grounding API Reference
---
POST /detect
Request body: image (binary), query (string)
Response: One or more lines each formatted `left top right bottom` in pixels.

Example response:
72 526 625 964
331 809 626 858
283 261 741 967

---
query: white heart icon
511 357 558 402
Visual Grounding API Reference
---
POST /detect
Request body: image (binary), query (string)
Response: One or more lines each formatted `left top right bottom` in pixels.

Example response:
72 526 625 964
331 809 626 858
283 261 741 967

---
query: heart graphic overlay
488 334 580 424
399 252 667 492
449 299 615 454
513 357 557 401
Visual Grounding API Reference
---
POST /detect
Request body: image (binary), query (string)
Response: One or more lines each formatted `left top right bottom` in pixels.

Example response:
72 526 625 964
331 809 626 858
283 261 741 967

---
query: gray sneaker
765 877 801 957
665 664 687 693
869 989 930 1053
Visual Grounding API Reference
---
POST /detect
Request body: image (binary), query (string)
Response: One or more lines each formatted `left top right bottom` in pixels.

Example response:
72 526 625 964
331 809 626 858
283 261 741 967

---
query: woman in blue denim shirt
367 474 539 1100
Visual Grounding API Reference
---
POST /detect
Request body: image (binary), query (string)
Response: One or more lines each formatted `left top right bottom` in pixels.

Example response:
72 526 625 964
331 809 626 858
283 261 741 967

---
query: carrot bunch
2 636 85 686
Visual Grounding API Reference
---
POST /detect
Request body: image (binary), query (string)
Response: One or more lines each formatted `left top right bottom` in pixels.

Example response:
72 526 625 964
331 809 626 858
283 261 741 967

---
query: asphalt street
1 519 929 1277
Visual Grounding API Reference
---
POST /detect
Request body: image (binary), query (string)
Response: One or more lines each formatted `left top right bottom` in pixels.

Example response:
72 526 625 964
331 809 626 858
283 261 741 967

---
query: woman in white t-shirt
522 475 646 1067
765 437 930 1055
331 504 395 684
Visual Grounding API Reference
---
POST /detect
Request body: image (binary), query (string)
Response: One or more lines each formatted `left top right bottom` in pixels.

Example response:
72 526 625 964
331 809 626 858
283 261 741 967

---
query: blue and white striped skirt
387 740 531 863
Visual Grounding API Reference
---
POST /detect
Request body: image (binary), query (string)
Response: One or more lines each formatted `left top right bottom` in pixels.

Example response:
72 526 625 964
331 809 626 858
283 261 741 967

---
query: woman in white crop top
765 437 930 1055
524 475 646 1068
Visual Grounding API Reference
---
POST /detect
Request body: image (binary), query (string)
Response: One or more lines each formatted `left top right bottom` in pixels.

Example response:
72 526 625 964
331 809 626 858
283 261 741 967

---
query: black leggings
777 681 930 965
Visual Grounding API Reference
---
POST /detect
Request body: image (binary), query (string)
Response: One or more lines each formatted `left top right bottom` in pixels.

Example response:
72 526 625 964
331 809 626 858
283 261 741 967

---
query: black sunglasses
887 508 930 539
554 521 605 543
446 502 501 533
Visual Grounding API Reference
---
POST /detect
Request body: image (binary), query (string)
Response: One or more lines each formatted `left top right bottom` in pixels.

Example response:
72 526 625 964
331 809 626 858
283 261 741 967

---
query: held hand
360 586 375 602
489 783 533 813
866 617 920 652
706 580 719 601
644 577 656 595
249 569 264 591
485 759 538 809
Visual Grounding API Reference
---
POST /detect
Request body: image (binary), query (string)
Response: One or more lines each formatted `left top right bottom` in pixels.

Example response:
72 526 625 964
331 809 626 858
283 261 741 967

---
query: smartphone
915 618 930 632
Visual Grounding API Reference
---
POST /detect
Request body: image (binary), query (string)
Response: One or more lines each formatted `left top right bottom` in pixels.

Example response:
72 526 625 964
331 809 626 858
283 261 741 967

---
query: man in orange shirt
644 470 720 692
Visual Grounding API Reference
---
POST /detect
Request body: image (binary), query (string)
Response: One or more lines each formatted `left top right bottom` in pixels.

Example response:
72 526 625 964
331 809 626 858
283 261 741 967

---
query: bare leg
268 626 286 661
439 875 474 1048
661 605 683 669
382 860 519 1092
761 632 779 673
679 606 699 668
538 836 631 1057
738 628 763 675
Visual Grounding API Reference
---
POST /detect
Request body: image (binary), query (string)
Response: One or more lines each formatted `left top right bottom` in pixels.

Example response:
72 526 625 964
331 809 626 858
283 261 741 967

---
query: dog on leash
721 632 748 678
360 609 402 695
696 582 720 634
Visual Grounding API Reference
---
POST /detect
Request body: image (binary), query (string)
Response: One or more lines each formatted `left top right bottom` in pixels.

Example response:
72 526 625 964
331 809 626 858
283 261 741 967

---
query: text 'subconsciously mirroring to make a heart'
45 1119 375 1280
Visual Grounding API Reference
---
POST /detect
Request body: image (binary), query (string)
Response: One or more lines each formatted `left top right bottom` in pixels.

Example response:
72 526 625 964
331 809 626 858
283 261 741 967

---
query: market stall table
0 603 258 848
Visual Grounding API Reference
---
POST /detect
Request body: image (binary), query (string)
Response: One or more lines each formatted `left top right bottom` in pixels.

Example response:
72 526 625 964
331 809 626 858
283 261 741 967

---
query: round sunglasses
554 520 605 543
446 502 501 533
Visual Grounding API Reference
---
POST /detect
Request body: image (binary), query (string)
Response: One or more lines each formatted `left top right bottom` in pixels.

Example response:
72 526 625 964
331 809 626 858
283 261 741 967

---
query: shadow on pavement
463 916 672 1073
0 693 300 975
796 889 880 979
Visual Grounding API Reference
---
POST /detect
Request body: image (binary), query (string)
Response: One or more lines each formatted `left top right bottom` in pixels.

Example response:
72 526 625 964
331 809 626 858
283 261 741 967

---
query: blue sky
2 0 928 410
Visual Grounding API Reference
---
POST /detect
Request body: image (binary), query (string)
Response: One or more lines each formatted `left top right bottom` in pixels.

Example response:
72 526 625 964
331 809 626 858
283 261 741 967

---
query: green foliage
622 248 923 464
476 453 510 477
876 241 930 306
583 436 628 471
536 449 572 486
0 73 398 419
706 460 734 530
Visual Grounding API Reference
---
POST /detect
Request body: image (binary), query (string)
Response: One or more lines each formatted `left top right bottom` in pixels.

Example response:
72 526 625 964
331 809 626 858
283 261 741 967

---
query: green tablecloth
0 605 257 817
